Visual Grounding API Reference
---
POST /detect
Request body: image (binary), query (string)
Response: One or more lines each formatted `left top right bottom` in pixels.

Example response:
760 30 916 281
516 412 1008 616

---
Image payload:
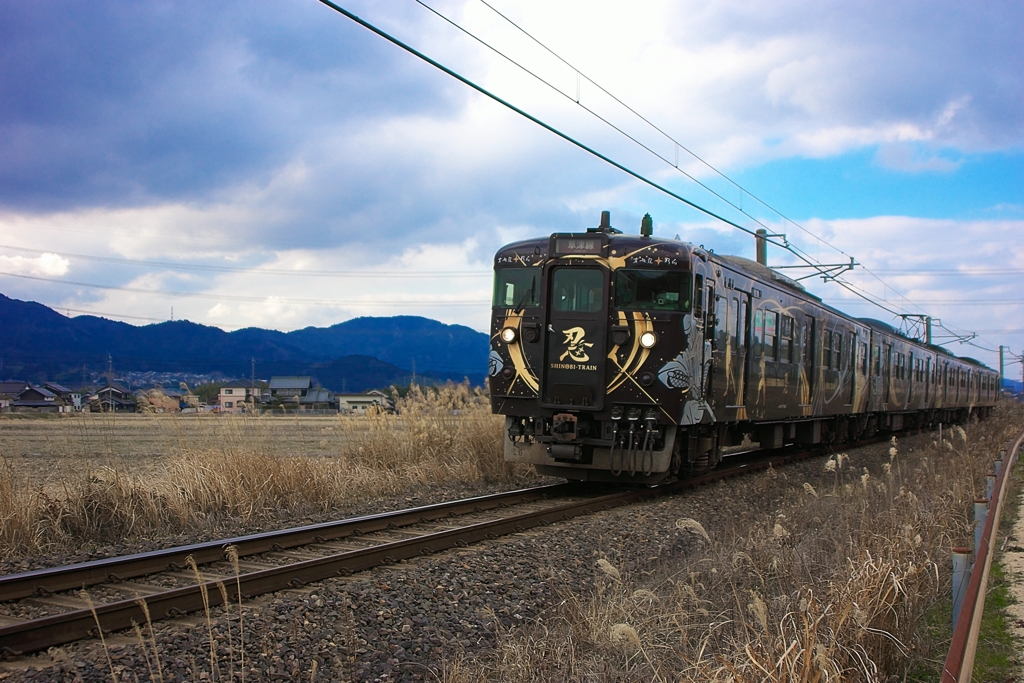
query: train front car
489 211 714 484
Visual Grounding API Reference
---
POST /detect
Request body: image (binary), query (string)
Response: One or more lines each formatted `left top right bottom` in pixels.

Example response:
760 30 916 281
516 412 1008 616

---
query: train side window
763 311 778 361
834 332 843 370
823 331 833 369
860 342 868 374
873 346 881 375
779 315 793 362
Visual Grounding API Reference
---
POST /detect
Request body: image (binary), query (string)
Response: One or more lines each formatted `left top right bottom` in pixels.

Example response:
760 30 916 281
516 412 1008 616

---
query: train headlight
639 331 658 349
500 327 518 343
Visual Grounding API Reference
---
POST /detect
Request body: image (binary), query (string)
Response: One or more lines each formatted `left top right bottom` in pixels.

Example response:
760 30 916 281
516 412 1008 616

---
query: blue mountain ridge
0 293 489 391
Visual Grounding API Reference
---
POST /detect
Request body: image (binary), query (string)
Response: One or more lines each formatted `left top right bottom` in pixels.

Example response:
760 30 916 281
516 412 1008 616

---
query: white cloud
0 253 69 276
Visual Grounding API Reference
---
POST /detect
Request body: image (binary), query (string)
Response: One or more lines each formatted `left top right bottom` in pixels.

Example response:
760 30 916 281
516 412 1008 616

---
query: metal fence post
974 500 988 559
953 548 972 628
986 473 997 503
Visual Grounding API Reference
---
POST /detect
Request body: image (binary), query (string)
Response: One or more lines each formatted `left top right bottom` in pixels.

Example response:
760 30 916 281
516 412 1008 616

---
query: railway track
0 441 838 657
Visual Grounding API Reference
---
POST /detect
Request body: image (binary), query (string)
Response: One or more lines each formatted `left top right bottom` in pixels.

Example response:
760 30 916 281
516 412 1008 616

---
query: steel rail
942 426 1024 682
0 483 659 654
0 438 859 656
0 483 577 602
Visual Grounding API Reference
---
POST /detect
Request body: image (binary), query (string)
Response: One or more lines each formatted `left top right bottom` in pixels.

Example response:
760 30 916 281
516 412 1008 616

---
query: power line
469 0 851 263
0 271 488 307
0 244 490 278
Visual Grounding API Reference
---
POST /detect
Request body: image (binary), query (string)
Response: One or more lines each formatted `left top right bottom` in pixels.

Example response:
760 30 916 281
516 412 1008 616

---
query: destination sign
555 238 602 255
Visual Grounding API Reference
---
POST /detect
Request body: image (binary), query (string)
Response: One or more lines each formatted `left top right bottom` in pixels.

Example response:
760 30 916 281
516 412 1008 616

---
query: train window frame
860 342 868 375
763 310 778 361
779 315 794 363
613 269 692 313
753 309 764 353
694 274 705 319
823 330 833 369
739 298 748 353
493 268 541 309
727 297 737 353
834 332 843 370
550 267 604 313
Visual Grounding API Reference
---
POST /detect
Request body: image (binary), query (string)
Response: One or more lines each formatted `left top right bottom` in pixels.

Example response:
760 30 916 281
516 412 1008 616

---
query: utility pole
250 356 258 409
926 316 932 345
1000 345 1006 386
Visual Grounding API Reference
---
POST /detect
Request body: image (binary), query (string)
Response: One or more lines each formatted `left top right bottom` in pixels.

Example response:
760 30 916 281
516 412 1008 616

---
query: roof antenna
640 213 653 237
590 210 621 234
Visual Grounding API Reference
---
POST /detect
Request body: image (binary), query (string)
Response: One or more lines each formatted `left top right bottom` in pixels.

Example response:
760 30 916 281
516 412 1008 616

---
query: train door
925 357 931 403
541 266 608 409
869 339 882 411
883 343 892 406
848 332 858 406
738 295 750 408
707 282 725 404
800 316 815 408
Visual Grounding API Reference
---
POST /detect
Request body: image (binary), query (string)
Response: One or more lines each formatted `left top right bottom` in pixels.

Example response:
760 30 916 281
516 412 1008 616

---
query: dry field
443 401 1024 682
0 383 530 561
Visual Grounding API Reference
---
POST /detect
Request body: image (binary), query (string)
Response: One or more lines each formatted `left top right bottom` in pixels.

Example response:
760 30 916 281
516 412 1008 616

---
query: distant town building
265 376 338 413
218 380 260 413
336 390 392 414
88 383 138 413
10 385 62 413
44 382 83 412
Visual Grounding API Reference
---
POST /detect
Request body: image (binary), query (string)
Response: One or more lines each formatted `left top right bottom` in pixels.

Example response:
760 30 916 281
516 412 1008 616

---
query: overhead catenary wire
0 244 490 278
411 0 1008 355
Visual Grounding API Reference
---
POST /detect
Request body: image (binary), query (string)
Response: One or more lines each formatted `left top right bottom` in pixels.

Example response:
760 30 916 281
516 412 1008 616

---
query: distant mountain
0 293 489 391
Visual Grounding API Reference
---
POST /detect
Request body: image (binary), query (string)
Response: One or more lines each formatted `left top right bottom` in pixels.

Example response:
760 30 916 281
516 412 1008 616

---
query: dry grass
0 382 530 560
443 402 1024 682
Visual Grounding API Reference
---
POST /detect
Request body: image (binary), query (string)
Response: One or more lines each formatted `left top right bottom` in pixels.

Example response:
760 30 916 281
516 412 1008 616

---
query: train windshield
614 269 692 312
550 267 604 312
493 268 540 309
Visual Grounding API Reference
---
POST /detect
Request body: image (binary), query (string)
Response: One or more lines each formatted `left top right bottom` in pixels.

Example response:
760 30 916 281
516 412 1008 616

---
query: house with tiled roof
218 379 260 414
11 385 62 413
88 382 137 413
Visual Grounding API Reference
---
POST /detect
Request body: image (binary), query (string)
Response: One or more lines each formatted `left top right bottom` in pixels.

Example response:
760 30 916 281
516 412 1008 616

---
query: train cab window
494 269 540 309
763 311 778 360
614 269 692 312
779 315 793 362
551 268 604 312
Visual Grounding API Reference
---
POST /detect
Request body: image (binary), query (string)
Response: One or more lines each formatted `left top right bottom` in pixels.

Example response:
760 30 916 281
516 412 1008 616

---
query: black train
488 211 999 484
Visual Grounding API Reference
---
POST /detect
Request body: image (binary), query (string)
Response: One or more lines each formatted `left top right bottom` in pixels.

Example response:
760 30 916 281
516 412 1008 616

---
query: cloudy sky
1 0 1022 373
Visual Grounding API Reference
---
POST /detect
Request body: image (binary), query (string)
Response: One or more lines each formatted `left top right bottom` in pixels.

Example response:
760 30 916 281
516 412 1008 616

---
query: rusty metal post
974 500 988 559
952 548 971 628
